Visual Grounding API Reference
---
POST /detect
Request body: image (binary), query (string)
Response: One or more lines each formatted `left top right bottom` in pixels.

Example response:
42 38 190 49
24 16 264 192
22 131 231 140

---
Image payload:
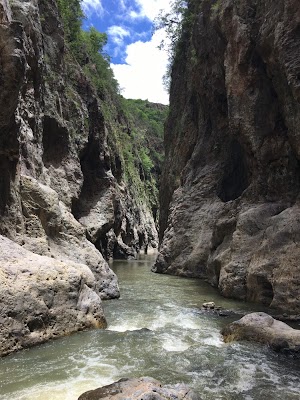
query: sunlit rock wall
0 0 157 354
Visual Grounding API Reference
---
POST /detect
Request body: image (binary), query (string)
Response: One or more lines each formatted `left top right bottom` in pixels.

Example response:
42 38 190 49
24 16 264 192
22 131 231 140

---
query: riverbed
0 254 299 399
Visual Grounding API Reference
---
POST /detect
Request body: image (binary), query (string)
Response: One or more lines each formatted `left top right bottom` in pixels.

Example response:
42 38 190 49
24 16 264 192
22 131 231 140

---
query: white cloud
119 0 126 10
107 25 130 46
82 0 103 16
133 0 172 21
111 29 170 104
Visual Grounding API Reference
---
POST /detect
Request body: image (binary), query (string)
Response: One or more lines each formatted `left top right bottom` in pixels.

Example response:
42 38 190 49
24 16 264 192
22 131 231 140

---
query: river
0 254 299 399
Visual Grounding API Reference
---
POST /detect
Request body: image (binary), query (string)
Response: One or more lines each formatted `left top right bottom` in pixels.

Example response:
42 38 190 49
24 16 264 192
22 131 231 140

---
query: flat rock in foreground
0 235 106 357
78 377 201 400
221 312 300 356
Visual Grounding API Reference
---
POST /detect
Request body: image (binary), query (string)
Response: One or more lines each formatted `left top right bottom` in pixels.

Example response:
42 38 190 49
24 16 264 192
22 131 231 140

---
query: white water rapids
0 255 299 399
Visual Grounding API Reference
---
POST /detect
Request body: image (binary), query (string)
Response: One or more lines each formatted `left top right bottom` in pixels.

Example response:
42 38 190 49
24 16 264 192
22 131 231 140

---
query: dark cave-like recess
218 140 249 202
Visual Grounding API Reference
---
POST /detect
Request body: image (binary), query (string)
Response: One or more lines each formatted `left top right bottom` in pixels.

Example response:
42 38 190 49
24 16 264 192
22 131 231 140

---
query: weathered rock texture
78 377 200 400
0 0 157 354
154 0 300 315
222 312 300 356
0 235 106 356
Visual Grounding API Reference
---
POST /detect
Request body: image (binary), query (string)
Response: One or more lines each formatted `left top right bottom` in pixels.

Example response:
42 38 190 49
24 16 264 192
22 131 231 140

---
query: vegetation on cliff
121 99 167 218
57 0 167 219
57 0 118 99
155 0 196 90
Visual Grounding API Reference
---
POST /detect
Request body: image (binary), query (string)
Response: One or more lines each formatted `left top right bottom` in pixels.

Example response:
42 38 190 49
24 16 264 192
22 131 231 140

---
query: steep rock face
0 0 119 299
0 0 157 353
0 0 157 267
154 0 300 315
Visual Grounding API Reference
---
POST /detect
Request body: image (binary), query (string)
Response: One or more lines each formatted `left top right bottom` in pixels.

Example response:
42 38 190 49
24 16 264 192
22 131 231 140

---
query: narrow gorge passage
0 255 299 400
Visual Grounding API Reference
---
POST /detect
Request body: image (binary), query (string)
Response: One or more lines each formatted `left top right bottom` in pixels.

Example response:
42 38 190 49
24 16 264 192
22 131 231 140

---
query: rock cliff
154 0 300 315
0 0 158 354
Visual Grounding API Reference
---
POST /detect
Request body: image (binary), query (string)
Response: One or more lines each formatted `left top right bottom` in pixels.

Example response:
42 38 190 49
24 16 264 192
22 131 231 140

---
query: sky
82 0 172 104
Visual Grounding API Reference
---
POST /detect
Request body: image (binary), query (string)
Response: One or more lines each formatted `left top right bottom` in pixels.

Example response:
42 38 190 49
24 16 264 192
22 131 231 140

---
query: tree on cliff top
155 0 188 57
154 0 195 91
57 0 118 99
57 0 83 44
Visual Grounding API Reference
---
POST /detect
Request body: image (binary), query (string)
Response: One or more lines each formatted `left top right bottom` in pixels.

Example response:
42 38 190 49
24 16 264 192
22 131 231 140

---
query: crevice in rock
0 157 16 215
217 140 249 202
248 275 274 307
26 316 45 332
210 217 237 252
72 99 110 222
42 116 69 166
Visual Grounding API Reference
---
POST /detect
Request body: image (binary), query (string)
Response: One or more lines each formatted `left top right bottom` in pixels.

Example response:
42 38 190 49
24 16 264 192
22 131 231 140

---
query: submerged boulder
222 312 300 356
78 377 200 400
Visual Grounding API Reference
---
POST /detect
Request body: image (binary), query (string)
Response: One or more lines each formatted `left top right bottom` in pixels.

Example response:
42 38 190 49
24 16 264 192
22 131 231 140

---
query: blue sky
81 0 171 104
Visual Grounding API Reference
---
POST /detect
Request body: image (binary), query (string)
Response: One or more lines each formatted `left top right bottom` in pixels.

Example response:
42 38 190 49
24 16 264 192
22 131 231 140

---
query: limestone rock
20 174 119 299
76 185 158 261
0 235 106 357
202 302 215 309
154 0 300 314
78 377 201 400
0 0 12 23
221 312 300 356
0 0 161 354
0 0 157 264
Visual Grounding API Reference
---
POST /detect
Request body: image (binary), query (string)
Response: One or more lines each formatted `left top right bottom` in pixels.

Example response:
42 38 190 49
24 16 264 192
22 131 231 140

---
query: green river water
0 254 299 399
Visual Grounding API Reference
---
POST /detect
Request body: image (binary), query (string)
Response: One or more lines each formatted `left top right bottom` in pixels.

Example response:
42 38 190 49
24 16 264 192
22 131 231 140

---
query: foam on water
5 377 116 400
1 255 300 400
107 323 143 332
234 364 257 392
149 308 203 332
161 334 191 352
201 334 224 348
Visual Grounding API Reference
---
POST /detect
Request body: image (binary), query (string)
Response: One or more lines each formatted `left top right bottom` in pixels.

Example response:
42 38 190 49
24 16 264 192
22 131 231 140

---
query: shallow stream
0 254 299 399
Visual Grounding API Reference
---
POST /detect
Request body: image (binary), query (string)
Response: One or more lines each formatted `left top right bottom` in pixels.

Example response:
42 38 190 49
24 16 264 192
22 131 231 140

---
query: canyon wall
0 0 157 355
154 0 300 315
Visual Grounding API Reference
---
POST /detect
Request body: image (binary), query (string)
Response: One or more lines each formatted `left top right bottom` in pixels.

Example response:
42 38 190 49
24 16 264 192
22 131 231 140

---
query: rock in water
154 0 300 314
78 377 201 400
0 235 106 357
202 302 215 309
221 312 300 356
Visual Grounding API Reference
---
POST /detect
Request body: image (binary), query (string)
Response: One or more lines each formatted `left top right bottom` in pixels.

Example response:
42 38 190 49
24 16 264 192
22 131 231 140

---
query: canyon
0 0 300 365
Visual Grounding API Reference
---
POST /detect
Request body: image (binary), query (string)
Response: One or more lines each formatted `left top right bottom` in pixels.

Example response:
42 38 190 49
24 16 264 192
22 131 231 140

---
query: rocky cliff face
154 0 300 315
0 0 157 355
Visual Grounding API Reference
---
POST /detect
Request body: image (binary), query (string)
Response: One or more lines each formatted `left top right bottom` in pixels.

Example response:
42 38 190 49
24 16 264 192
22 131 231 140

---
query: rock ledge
78 377 201 400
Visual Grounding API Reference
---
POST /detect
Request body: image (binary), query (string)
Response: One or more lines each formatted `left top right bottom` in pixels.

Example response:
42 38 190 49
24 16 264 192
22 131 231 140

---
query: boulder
78 377 201 400
221 312 300 356
202 302 215 309
0 235 106 357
